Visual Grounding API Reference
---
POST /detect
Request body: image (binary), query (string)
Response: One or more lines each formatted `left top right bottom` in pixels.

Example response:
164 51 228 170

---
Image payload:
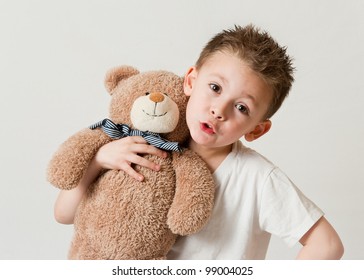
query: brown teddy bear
47 65 215 259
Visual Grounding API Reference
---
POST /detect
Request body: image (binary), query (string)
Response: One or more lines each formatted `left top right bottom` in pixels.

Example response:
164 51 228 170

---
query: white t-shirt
167 141 323 259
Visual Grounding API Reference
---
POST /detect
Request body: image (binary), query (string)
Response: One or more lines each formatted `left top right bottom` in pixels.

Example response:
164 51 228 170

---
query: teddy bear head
104 66 189 144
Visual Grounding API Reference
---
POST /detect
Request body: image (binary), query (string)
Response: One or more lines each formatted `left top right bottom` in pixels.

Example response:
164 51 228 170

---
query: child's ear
244 120 272 142
183 67 197 96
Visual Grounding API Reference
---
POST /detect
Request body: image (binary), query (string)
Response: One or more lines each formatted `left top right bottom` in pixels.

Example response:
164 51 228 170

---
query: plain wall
0 0 363 259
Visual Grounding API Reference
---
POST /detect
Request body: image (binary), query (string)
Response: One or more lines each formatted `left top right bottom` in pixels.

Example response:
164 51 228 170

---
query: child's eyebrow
242 93 257 105
237 92 260 109
210 73 228 85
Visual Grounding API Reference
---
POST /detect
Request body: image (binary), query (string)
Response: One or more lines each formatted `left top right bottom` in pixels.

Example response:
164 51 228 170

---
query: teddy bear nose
149 92 165 103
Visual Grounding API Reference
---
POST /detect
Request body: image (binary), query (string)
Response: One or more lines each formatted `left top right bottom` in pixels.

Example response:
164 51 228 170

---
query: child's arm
54 157 100 224
54 136 167 224
297 216 344 259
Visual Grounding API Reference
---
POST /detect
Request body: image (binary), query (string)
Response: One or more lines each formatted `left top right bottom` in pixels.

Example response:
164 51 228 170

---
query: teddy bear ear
104 65 140 94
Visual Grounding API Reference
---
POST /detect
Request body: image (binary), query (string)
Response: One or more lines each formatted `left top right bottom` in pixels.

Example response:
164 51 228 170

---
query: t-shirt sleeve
258 167 324 247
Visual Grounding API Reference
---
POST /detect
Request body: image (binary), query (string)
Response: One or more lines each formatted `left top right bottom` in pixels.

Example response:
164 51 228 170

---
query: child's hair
196 24 295 119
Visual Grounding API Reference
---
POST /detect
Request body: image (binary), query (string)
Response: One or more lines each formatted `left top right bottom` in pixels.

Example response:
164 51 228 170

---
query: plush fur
47 66 215 259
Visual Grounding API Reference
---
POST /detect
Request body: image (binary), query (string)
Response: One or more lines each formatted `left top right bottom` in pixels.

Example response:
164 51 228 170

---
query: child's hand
94 136 168 181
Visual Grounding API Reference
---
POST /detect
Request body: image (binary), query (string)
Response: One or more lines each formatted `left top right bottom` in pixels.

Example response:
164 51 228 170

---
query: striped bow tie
89 118 182 152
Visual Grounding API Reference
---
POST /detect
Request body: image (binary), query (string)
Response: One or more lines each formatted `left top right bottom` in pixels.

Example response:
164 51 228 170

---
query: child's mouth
200 122 215 134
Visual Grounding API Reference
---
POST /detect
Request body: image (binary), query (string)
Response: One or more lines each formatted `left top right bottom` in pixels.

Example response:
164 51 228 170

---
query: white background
0 0 363 259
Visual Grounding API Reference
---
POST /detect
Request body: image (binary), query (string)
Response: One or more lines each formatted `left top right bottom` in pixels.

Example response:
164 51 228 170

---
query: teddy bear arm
167 150 215 236
47 128 111 190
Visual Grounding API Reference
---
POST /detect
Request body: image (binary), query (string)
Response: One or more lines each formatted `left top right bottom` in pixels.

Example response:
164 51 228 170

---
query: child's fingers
121 162 144 182
134 144 168 159
128 154 162 172
129 136 168 159
97 136 169 179
128 136 148 144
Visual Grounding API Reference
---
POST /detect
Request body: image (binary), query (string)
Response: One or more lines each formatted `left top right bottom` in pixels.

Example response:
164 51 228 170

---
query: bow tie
89 118 182 152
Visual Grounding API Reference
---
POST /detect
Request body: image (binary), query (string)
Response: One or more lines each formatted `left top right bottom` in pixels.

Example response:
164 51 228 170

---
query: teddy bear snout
149 92 165 103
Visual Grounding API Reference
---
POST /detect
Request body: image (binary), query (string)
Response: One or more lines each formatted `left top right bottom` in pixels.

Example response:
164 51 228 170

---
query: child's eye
209 83 221 93
236 103 250 115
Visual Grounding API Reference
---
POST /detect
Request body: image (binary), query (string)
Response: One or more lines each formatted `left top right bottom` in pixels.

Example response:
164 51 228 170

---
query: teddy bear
47 65 215 259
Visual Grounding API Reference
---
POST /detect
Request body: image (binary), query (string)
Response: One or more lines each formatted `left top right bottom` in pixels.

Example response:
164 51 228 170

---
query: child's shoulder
232 141 277 173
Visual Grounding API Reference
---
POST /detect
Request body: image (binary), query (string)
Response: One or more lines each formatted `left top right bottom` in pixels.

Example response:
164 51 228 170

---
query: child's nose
211 106 227 121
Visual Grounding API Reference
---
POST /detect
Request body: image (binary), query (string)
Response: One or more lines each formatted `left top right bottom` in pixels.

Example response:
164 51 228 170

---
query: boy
54 25 344 259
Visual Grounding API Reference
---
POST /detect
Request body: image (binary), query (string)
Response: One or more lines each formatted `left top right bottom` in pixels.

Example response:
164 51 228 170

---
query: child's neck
188 139 233 173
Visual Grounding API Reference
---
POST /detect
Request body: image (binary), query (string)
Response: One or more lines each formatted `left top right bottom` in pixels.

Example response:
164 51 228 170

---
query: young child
54 25 344 259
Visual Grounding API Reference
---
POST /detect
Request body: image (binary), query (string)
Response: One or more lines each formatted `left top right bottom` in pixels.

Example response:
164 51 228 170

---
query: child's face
184 51 273 150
